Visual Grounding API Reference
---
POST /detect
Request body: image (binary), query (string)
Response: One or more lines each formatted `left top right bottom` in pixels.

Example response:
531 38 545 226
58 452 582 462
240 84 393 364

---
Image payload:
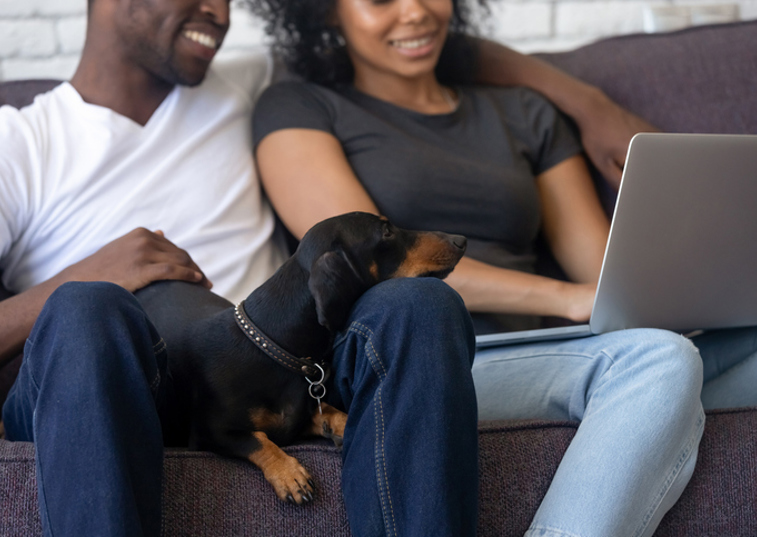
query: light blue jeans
473 328 707 537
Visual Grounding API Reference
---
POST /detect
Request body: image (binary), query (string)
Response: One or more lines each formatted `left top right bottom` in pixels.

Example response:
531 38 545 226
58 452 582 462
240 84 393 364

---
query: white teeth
183 30 218 50
390 36 432 49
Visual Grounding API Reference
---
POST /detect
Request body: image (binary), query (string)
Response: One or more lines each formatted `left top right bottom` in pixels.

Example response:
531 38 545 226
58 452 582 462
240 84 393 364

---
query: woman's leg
692 326 757 409
329 278 478 537
473 328 704 537
2 282 168 537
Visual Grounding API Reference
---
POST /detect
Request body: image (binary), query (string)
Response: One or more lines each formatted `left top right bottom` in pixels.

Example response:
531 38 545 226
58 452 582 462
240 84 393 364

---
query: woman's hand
557 281 597 323
59 228 212 292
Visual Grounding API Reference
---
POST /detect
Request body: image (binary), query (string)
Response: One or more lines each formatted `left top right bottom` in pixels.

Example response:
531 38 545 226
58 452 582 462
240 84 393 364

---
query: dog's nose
451 235 467 250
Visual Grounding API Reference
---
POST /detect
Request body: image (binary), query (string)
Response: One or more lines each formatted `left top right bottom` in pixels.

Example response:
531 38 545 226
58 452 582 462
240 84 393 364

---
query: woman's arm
257 130 601 322
473 39 658 188
535 155 609 283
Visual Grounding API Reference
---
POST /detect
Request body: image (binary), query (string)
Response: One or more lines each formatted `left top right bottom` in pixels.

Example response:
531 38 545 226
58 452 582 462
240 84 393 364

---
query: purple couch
1 20 756 536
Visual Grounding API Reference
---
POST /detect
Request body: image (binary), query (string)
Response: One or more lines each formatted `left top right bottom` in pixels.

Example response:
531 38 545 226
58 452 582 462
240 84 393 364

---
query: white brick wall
0 0 753 80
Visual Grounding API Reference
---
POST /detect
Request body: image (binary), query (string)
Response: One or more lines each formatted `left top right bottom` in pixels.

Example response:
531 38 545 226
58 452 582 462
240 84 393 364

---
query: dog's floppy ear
308 251 366 332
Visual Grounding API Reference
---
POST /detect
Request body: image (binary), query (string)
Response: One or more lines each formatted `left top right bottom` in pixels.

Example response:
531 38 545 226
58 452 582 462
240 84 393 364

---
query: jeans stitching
153 338 166 353
32 401 56 537
350 323 388 378
633 408 705 537
149 338 166 393
349 322 397 536
24 339 42 393
526 526 583 537
374 385 398 537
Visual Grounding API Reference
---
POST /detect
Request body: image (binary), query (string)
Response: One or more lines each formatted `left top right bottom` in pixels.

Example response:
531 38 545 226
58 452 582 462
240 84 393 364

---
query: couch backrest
2 22 754 125
537 20 757 134
0 80 61 109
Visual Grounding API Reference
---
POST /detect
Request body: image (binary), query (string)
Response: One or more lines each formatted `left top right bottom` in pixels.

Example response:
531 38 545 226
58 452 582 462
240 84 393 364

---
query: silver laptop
476 133 757 349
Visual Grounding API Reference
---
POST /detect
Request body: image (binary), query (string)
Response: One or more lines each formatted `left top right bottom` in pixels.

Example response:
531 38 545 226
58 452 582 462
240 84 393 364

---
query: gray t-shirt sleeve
507 87 583 176
252 81 335 149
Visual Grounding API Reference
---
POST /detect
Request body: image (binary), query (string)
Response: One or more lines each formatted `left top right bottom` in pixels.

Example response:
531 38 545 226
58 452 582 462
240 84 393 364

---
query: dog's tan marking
392 234 458 277
249 407 286 433
249 431 314 504
309 403 348 446
369 261 379 280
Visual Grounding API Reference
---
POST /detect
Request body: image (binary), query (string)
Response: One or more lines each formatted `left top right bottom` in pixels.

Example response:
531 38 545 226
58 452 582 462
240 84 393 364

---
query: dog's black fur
135 212 466 503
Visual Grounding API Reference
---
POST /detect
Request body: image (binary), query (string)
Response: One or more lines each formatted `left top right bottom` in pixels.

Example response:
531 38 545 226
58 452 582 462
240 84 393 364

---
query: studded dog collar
233 302 325 379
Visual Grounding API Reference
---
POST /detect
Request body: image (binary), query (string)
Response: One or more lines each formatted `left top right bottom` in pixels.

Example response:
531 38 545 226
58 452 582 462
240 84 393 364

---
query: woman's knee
612 328 703 406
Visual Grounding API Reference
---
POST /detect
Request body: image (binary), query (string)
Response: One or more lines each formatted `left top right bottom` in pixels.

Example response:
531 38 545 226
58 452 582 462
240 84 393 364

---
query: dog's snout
451 235 467 251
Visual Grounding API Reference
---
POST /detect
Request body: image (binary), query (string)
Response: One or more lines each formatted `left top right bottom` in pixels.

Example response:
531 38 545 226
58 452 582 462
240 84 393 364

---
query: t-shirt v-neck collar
59 82 179 132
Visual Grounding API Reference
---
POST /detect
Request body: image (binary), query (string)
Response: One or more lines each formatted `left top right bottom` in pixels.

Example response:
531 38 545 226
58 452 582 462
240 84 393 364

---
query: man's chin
158 62 210 88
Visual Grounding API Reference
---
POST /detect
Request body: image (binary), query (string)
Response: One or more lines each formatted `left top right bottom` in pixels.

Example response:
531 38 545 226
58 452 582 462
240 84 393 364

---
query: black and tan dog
136 212 466 504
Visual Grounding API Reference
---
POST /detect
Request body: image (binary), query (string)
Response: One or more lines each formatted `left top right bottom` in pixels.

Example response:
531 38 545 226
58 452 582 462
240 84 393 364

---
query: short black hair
245 0 484 87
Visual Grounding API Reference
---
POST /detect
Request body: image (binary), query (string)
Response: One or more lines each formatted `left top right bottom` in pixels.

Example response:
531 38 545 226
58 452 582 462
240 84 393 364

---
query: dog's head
295 212 466 331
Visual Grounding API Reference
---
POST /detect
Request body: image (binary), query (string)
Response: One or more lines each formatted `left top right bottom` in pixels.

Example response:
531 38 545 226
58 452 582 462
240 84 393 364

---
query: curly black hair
244 0 484 87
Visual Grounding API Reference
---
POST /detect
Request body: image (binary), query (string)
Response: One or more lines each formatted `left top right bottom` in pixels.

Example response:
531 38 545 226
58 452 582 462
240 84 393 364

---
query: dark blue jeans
2 279 478 537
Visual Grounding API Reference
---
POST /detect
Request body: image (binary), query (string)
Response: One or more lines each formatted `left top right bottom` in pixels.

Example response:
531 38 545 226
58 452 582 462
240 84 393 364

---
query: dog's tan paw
310 403 348 447
249 432 315 505
264 454 315 505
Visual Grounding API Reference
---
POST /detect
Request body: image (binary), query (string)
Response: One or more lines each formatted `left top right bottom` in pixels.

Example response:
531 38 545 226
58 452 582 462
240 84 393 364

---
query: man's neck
70 51 175 127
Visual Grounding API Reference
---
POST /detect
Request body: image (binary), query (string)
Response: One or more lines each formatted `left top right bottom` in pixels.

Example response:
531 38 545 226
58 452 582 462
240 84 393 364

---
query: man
0 0 654 535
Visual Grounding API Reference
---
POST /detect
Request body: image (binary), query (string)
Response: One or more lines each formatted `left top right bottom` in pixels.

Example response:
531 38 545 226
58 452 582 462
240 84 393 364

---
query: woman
248 1 719 536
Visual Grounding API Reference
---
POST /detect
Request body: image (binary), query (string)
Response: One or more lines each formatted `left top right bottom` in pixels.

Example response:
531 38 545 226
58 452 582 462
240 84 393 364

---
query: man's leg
2 282 167 537
329 278 478 537
473 329 704 537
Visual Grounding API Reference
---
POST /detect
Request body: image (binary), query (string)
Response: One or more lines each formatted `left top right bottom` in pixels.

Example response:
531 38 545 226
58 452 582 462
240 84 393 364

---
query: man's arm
0 228 212 365
474 38 658 188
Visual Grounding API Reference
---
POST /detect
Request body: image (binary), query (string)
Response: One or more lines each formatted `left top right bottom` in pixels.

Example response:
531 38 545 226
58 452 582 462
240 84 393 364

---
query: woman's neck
353 70 456 115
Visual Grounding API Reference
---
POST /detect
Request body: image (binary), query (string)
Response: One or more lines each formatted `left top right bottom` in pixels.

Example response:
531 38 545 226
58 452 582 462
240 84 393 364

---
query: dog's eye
382 225 394 240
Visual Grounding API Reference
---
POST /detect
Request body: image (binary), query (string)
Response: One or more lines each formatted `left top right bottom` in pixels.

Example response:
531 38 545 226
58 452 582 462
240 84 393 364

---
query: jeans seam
632 408 705 537
32 407 56 537
149 338 166 393
350 323 388 379
348 322 397 536
526 526 583 537
477 350 613 366
24 339 42 393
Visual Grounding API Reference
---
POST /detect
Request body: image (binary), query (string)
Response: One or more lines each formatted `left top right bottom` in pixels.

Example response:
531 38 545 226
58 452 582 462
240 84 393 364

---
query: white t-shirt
0 54 287 304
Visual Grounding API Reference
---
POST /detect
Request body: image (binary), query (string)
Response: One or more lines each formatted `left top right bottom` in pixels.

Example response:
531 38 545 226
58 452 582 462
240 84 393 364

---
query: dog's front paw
321 422 344 447
310 403 348 447
248 432 315 505
264 454 315 505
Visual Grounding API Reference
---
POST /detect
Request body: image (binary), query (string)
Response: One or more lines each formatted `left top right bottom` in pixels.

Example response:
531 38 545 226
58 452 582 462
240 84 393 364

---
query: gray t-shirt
253 81 582 333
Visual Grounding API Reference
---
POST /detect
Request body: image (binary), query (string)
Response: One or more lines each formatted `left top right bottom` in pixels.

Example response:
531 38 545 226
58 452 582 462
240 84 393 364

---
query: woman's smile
388 31 439 58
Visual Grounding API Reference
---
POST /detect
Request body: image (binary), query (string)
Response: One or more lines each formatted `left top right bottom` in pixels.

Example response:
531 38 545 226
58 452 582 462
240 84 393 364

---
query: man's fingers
602 158 624 190
145 263 211 287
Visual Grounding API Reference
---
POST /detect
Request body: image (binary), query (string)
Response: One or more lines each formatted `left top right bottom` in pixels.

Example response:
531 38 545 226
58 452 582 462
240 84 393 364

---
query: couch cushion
2 410 756 536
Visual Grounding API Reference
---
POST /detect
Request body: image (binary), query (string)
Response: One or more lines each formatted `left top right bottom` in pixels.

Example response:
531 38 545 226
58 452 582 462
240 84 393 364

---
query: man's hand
575 90 659 189
0 228 210 364
59 227 212 293
472 39 659 190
